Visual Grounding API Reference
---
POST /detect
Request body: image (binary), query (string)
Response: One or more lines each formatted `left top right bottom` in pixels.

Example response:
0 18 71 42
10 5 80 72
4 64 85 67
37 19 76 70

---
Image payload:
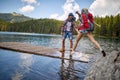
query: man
60 13 77 52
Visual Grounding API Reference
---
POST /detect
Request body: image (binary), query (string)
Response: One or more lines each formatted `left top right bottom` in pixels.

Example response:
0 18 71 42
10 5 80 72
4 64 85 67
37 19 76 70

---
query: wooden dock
0 42 92 63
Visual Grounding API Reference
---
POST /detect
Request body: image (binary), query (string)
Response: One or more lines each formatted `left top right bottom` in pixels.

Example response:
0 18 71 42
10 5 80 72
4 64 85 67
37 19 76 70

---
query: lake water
0 32 120 80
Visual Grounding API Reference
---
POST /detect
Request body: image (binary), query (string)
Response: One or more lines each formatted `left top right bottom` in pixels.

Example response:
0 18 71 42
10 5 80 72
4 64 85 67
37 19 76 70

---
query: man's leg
70 39 73 51
68 32 73 51
60 39 65 52
60 32 67 52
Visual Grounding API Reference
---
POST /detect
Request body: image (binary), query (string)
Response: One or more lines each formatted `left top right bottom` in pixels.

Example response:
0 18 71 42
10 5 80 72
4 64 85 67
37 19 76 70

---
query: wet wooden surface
0 42 92 63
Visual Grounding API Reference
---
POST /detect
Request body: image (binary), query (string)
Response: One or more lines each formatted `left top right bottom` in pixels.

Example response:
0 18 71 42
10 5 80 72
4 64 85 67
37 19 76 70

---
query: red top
88 12 94 23
78 12 94 30
78 13 89 30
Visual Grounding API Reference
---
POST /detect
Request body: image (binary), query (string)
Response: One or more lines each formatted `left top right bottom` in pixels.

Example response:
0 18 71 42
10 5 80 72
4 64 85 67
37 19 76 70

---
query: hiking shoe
101 50 106 57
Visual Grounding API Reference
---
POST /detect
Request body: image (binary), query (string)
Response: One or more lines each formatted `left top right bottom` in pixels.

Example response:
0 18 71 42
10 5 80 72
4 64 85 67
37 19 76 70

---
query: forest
0 14 120 37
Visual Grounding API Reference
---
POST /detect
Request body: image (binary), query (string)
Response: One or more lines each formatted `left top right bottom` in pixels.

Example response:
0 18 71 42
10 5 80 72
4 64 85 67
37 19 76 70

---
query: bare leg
86 32 106 57
70 39 73 51
86 33 101 50
73 33 83 51
60 39 65 52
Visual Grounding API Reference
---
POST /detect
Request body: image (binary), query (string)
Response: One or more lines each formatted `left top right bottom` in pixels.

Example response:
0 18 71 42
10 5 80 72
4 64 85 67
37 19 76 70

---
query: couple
60 8 106 57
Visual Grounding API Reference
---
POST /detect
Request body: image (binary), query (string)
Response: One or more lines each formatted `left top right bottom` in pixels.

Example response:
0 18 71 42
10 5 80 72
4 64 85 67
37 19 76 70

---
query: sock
99 47 103 51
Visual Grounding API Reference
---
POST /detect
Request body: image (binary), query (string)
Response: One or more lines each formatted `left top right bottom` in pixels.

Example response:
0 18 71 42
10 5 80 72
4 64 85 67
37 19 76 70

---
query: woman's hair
81 8 88 14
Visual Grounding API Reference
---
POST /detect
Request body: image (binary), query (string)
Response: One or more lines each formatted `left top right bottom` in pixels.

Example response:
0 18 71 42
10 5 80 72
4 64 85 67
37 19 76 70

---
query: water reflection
59 51 83 80
12 53 33 80
0 32 120 80
0 49 62 80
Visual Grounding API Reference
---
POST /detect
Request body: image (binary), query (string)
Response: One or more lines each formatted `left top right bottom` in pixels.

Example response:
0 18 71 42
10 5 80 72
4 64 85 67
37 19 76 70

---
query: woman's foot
101 50 106 57
71 49 75 54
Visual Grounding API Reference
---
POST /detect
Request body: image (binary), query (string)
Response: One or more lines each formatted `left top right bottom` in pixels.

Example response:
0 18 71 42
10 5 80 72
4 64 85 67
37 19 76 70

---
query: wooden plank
0 42 91 63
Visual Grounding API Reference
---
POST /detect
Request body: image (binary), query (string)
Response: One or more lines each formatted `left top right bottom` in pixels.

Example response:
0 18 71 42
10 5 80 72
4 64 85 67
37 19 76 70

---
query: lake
0 32 120 80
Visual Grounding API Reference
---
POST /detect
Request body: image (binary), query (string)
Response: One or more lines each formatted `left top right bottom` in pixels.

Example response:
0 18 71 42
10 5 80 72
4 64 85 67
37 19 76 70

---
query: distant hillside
0 14 120 37
0 12 32 23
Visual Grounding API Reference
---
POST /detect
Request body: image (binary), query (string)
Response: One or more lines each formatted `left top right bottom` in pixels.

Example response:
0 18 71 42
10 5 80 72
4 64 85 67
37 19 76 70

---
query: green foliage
94 14 120 37
0 14 120 37
0 19 9 31
7 19 63 34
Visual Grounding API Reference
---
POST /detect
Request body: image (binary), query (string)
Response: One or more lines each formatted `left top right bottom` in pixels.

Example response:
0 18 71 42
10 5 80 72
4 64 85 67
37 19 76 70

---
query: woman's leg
73 33 83 51
86 32 106 56
86 33 101 49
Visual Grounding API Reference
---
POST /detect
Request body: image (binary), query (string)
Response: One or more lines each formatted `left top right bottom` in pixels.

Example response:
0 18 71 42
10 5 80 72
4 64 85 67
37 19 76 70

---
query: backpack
81 8 94 31
85 13 94 31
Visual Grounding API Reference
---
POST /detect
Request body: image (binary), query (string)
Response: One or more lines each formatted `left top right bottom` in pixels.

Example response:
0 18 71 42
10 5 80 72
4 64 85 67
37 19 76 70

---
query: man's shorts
62 31 73 40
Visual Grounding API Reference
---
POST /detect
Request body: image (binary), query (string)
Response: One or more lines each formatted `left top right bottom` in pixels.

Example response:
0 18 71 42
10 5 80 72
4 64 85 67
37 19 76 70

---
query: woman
72 8 106 57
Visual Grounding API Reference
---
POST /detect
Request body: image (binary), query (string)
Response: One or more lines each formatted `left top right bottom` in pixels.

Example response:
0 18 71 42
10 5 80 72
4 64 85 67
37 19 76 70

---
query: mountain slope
0 12 32 22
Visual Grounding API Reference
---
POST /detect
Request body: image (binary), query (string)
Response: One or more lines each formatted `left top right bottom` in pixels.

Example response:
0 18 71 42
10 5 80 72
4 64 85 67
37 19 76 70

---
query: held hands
76 28 79 34
74 26 79 34
61 32 63 35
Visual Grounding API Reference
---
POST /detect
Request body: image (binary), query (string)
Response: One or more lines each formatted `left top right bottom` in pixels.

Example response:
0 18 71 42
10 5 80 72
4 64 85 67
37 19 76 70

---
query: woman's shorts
79 30 93 34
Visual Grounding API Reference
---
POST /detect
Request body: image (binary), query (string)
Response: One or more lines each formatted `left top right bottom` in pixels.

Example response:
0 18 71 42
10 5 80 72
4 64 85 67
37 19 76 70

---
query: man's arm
73 22 79 34
61 20 67 35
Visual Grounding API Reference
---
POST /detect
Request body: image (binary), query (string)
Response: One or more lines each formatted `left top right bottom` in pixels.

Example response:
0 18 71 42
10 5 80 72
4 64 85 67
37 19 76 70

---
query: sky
0 0 120 20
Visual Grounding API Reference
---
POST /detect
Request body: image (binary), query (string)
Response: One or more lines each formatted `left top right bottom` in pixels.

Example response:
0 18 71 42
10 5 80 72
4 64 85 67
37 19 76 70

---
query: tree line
94 14 120 37
0 19 62 34
0 14 120 37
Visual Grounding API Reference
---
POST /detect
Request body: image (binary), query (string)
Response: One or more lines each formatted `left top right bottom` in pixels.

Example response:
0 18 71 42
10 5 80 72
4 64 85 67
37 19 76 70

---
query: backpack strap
85 13 90 23
85 13 94 31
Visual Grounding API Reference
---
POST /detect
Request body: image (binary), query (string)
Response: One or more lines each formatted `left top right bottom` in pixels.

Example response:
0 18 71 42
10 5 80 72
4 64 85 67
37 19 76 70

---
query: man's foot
70 48 73 51
101 50 106 57
59 49 65 52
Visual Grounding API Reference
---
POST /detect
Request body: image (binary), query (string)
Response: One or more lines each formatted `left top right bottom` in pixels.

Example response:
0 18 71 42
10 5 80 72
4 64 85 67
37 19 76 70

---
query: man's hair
68 13 76 22
68 13 74 17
